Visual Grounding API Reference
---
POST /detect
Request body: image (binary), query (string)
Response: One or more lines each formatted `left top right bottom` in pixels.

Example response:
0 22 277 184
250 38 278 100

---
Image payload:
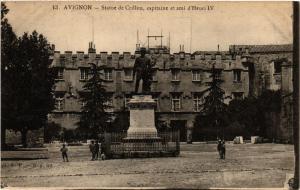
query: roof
229 44 292 53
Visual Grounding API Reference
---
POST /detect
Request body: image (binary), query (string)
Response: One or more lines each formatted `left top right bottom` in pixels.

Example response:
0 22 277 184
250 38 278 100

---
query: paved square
1 143 294 188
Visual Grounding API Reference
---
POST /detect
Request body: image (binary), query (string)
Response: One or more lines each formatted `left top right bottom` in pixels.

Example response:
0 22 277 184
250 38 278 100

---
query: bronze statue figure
133 47 156 93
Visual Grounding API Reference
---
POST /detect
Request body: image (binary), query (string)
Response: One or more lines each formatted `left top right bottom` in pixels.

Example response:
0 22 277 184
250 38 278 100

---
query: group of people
61 138 225 161
217 139 226 159
89 140 105 161
59 140 106 162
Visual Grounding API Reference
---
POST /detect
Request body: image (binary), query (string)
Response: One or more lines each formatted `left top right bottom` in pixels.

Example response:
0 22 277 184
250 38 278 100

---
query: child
60 144 69 162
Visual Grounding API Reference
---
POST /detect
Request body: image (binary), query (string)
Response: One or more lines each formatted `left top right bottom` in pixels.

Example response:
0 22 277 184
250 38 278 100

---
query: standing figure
133 47 156 93
94 141 100 160
89 141 95 161
221 140 226 159
100 138 106 160
60 144 69 162
217 139 222 159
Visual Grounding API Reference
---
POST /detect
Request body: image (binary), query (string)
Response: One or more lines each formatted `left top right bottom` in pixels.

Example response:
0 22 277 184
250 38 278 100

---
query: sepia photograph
1 1 299 189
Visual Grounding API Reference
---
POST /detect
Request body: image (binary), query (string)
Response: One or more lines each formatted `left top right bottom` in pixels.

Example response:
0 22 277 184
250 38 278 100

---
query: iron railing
101 131 180 158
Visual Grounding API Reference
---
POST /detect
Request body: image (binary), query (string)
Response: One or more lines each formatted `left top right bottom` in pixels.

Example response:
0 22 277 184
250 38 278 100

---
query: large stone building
48 42 293 142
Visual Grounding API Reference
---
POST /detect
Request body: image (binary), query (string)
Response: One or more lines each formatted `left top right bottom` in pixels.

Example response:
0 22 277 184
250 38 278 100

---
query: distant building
230 44 293 142
48 42 293 142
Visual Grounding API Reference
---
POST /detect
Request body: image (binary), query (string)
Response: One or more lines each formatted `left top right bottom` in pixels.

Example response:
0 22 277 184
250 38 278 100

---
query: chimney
88 42 96 53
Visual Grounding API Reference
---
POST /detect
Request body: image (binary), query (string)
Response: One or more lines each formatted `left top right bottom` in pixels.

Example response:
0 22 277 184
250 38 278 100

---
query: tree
223 89 281 140
78 63 112 139
13 31 56 147
44 122 63 143
1 4 56 148
1 2 18 149
194 64 228 140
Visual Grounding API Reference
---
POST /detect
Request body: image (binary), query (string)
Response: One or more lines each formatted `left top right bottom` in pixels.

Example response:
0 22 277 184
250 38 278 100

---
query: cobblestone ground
1 143 294 188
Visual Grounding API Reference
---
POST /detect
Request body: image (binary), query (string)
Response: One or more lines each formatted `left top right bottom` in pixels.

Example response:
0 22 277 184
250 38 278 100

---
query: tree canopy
1 2 56 147
78 63 112 139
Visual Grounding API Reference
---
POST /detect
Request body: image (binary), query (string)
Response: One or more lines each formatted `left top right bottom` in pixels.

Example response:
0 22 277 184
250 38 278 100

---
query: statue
133 47 156 93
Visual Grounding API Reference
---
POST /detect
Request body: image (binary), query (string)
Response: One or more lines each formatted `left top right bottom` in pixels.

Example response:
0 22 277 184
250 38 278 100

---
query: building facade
48 43 292 142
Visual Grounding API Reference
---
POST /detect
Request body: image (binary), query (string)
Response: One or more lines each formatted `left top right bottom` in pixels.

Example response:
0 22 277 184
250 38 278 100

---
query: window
104 98 113 112
57 68 64 80
171 94 181 111
80 68 89 80
192 70 201 81
124 69 133 81
274 61 282 73
171 70 180 81
233 70 241 82
215 70 222 80
193 94 203 112
55 95 64 111
104 69 113 81
232 92 244 100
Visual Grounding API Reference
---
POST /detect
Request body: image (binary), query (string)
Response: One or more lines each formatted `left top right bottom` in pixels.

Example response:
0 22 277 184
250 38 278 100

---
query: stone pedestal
123 95 162 154
125 95 159 139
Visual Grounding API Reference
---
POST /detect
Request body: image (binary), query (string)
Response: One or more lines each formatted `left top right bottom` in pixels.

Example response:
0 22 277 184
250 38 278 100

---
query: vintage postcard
1 1 298 189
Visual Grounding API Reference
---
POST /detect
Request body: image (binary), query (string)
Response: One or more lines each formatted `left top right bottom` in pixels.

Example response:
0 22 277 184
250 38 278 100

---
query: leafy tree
195 64 228 139
44 122 63 143
1 2 18 149
13 31 56 147
228 90 281 137
1 4 55 147
78 63 112 138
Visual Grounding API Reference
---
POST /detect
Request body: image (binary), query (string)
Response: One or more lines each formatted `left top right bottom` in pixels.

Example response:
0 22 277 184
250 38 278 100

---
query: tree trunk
21 129 28 148
1 125 6 150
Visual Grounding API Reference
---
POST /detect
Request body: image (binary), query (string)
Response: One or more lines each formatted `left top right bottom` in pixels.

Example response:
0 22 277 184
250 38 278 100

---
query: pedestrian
89 140 95 161
221 140 226 159
217 139 222 159
94 141 100 160
100 138 106 160
60 144 69 162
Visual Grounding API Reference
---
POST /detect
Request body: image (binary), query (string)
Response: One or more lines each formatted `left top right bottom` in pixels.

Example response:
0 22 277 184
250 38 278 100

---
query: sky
5 1 293 54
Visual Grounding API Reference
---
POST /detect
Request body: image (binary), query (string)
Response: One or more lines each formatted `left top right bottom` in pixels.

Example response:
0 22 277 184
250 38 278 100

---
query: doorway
170 120 187 142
